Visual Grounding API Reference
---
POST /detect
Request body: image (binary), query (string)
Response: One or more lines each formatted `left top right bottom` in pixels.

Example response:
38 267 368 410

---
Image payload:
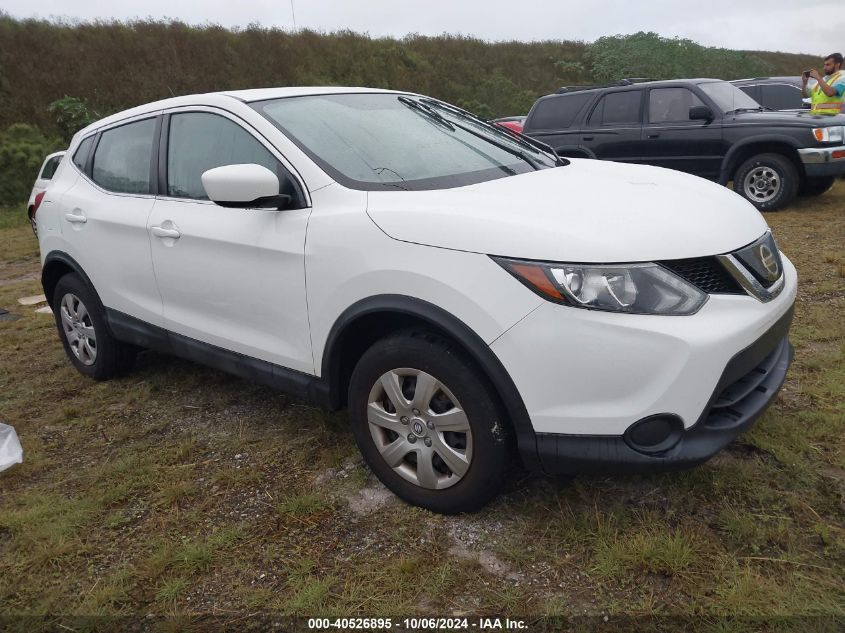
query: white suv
35 87 797 513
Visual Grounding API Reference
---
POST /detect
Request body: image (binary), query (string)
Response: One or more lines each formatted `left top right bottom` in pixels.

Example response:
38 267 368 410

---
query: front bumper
490 253 797 473
534 310 793 474
798 145 845 177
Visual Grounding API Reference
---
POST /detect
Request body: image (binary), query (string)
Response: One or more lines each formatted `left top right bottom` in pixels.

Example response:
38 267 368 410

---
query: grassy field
0 187 843 632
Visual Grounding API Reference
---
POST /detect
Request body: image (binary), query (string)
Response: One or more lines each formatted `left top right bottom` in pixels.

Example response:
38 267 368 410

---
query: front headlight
812 126 845 143
493 257 708 315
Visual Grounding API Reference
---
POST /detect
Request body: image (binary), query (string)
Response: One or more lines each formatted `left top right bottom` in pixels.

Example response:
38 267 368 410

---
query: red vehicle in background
492 116 526 134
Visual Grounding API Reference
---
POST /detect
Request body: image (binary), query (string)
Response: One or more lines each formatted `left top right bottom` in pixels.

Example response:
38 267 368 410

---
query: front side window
92 119 156 194
40 155 62 180
648 88 705 123
589 91 642 126
253 93 557 191
166 112 282 200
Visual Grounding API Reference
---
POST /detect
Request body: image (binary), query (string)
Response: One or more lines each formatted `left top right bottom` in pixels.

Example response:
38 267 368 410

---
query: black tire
798 176 836 197
348 330 511 514
52 273 136 380
733 153 798 212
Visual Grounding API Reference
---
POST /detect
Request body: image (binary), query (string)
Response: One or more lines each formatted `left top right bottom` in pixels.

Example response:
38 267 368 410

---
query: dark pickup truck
522 78 845 211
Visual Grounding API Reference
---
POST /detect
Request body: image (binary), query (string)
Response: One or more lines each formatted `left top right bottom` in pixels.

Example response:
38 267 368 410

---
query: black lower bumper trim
535 305 795 475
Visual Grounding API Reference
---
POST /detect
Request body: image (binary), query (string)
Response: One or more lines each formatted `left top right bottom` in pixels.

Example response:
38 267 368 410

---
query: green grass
0 185 844 625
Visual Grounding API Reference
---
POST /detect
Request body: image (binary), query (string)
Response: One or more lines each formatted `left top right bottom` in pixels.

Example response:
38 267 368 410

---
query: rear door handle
582 136 594 141
151 226 181 239
64 213 87 224
647 133 660 139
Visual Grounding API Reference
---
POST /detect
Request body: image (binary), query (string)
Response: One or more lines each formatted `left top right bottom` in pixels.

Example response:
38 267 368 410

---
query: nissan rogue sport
34 87 797 513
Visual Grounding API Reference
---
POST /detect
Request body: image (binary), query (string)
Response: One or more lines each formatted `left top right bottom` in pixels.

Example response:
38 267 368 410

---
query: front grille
659 257 745 295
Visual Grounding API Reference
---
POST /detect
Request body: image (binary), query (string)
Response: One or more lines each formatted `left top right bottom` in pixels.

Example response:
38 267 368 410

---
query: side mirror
689 105 714 121
201 163 291 210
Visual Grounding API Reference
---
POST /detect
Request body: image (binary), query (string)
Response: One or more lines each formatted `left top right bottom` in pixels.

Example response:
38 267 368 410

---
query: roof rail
555 77 656 94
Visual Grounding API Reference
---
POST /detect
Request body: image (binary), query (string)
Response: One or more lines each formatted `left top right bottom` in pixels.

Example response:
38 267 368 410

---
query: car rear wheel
798 175 836 197
348 331 510 514
52 273 136 380
733 153 798 211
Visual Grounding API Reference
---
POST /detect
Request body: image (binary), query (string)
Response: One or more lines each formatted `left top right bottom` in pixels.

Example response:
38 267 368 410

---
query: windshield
699 81 763 113
253 93 557 191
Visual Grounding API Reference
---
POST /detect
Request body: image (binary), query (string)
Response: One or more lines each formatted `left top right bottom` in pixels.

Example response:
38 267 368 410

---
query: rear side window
40 155 62 180
166 112 282 200
761 84 802 110
92 119 157 194
589 91 642 126
528 93 593 130
72 136 95 172
648 88 705 123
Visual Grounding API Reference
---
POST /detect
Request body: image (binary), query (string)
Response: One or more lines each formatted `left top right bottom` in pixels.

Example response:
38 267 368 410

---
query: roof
221 85 404 102
553 78 723 96
74 86 409 139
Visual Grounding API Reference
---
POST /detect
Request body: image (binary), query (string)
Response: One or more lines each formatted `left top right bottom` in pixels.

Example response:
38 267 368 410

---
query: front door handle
582 135 594 141
64 213 87 224
151 226 181 239
647 133 660 139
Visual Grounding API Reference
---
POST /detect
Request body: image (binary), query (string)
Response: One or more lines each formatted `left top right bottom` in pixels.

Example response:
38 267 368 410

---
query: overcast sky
3 0 844 57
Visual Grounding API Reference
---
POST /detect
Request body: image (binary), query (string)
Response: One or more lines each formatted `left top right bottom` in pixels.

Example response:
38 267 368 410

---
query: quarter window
166 112 281 200
92 119 157 194
40 155 62 180
589 91 642 126
648 88 705 123
72 136 95 172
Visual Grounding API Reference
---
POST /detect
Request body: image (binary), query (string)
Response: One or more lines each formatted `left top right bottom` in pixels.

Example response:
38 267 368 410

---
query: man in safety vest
802 53 845 115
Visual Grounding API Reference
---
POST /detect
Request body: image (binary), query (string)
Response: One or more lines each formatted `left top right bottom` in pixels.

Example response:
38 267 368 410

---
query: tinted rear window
528 93 593 130
589 91 643 126
761 84 803 110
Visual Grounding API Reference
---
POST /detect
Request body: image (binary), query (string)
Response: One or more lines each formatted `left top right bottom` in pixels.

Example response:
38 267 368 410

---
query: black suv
522 78 845 210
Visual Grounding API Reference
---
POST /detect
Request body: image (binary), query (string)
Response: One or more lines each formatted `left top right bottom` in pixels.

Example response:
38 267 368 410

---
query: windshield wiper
402 97 541 170
419 97 567 166
726 107 768 114
398 96 455 131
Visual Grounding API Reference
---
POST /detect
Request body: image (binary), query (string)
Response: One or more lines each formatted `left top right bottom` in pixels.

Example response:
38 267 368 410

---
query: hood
366 159 769 263
727 110 845 126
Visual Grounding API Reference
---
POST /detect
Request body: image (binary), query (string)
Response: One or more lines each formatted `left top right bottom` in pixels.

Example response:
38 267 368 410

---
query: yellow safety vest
811 70 845 115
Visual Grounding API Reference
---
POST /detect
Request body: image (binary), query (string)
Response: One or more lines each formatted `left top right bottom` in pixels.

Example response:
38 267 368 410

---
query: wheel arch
321 295 541 470
719 137 804 185
42 251 97 310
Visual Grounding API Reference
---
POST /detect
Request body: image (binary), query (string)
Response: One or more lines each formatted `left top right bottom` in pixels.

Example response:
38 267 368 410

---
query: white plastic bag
0 422 23 472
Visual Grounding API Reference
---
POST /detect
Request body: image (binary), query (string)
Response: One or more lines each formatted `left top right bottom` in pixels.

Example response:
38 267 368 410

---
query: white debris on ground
0 422 23 472
17 294 46 306
346 484 395 517
35 305 53 314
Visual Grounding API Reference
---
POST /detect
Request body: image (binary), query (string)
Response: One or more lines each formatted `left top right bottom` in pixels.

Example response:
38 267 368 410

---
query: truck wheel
798 176 835 197
347 330 510 514
733 153 798 212
52 273 136 380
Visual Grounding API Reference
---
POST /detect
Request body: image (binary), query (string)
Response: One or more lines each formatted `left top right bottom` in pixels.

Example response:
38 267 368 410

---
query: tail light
31 191 46 219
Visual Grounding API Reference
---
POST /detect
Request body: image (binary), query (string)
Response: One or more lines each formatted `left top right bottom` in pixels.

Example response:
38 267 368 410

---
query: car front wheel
348 331 510 514
733 153 798 212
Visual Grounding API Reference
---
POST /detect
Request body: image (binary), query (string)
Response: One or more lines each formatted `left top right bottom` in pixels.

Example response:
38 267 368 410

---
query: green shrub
0 124 63 207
